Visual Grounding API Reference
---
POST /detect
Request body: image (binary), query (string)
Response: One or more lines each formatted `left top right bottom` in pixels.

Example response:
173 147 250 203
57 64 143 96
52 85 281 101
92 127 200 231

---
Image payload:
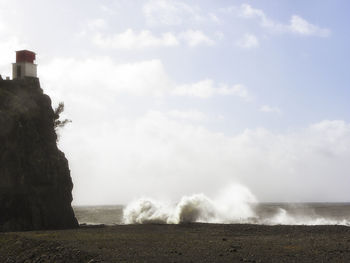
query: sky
0 0 349 205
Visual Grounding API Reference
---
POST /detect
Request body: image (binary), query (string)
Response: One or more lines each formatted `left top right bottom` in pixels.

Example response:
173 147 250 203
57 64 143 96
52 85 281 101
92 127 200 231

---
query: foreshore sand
1 224 350 262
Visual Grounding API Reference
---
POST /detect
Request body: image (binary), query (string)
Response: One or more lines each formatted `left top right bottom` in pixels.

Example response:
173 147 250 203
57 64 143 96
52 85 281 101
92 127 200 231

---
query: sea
73 203 350 226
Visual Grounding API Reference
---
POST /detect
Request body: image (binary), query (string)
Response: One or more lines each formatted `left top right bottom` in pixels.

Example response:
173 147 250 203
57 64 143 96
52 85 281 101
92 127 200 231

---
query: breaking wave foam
123 184 256 224
123 184 350 226
259 208 350 226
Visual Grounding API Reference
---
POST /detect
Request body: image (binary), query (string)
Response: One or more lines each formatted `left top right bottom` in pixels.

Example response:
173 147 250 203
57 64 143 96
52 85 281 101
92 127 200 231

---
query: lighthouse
12 50 37 79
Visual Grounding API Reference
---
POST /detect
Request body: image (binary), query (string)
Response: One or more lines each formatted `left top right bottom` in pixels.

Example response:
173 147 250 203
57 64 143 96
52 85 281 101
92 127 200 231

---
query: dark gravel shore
1 223 350 262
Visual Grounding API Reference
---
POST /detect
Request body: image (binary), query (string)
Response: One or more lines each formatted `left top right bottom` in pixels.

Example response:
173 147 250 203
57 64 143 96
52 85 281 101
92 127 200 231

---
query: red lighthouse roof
16 50 36 64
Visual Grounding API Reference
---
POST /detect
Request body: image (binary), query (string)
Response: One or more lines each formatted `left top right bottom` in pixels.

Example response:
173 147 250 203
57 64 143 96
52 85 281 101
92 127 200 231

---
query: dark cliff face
0 77 78 231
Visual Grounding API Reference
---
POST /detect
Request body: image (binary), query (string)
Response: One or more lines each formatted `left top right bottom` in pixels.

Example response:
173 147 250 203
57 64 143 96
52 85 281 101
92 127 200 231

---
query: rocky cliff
0 77 78 231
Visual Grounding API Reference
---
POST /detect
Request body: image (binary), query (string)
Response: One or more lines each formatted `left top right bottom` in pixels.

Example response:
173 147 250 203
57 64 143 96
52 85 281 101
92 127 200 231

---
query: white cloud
180 29 215 47
217 84 252 101
87 18 108 31
173 80 251 100
289 15 330 37
209 13 221 24
238 4 330 37
239 4 277 29
40 57 173 98
260 105 282 114
92 29 214 49
143 0 203 26
173 79 214 98
236 33 259 49
41 57 247 101
93 29 179 49
99 4 117 15
167 109 207 122
215 31 224 40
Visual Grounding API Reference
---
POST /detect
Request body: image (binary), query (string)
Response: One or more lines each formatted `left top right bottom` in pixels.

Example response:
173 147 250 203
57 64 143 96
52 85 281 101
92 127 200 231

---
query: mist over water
122 184 350 226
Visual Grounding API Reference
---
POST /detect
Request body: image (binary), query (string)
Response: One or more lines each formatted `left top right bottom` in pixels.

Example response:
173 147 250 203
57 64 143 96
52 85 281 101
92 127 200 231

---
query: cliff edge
0 77 78 231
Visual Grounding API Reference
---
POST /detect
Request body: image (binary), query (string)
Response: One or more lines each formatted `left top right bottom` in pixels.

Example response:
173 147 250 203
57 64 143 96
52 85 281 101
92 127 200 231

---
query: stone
0 77 78 231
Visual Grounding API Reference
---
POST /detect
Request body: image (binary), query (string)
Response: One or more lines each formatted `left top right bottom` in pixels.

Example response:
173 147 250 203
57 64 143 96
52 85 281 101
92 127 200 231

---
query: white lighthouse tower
12 50 37 79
